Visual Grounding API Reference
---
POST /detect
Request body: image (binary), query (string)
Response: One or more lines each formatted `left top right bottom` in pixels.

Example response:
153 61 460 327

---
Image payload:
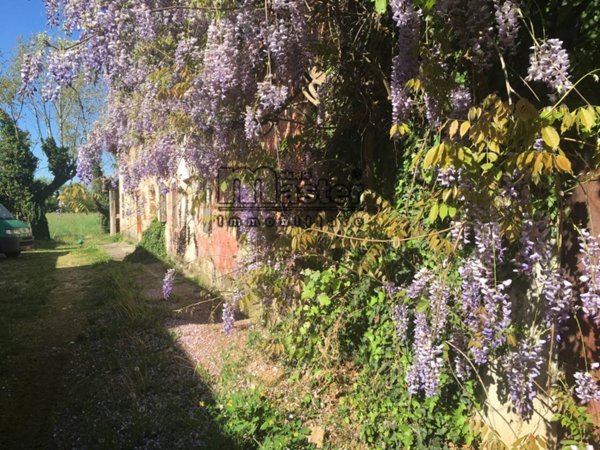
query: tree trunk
30 201 50 240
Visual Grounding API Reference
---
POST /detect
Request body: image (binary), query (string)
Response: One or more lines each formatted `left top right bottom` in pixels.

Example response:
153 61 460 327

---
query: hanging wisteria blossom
526 38 573 98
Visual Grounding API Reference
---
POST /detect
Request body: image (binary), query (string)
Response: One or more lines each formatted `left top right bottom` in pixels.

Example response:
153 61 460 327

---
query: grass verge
47 212 106 243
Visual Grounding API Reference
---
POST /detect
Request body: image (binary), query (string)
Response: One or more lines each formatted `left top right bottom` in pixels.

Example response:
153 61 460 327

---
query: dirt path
1 242 251 449
103 241 250 377
102 242 136 261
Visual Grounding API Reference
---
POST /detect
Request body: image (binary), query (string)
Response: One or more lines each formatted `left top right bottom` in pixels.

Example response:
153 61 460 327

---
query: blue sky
0 1 114 182
0 1 47 50
1 0 51 178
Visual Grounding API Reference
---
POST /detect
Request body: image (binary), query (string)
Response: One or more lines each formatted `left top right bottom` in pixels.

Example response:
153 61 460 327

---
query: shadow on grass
124 245 165 264
0 244 243 449
123 247 246 326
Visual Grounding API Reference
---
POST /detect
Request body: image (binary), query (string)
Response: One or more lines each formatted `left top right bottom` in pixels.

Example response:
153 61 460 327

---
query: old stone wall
117 159 240 290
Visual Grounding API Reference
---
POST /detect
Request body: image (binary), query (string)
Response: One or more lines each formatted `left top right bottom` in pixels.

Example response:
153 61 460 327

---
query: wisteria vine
26 0 597 426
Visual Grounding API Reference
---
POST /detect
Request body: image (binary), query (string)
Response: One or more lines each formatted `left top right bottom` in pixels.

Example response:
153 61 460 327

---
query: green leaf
439 203 448 220
374 0 387 13
317 293 331 307
416 299 428 313
541 126 560 148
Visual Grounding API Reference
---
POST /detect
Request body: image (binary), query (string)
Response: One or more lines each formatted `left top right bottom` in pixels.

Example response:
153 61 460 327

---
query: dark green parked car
0 203 33 257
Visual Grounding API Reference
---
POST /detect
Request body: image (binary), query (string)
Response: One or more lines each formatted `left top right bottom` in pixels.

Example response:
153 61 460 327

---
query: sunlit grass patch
47 212 105 242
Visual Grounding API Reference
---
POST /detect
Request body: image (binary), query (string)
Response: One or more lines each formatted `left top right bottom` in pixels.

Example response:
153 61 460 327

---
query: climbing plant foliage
25 0 600 447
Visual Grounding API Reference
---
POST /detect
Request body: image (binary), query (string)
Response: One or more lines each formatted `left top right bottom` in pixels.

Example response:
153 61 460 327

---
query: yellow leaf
539 107 554 121
525 151 535 166
533 152 545 175
543 152 553 170
389 124 399 138
468 107 481 121
442 188 452 202
515 98 537 119
308 426 325 449
554 154 572 173
579 107 596 130
424 145 439 168
562 112 575 133
449 120 459 138
541 126 560 148
460 121 470 138
429 203 439 223
488 141 500 153
506 333 518 347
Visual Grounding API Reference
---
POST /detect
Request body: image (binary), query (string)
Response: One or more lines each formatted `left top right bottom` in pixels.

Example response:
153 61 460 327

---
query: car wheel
5 251 21 258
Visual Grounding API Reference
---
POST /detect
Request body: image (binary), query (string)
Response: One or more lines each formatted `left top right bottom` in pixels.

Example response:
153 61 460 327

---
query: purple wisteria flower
175 37 200 69
390 0 420 134
244 106 261 140
384 281 401 298
257 81 289 113
494 0 520 53
449 88 471 118
459 221 512 365
424 93 442 128
406 312 444 397
578 229 600 324
542 269 574 336
223 287 243 336
451 333 472 381
514 218 551 279
406 267 433 299
394 303 409 345
162 268 176 300
574 369 600 404
19 51 43 96
43 0 60 26
501 337 545 418
428 278 450 337
436 168 460 188
222 301 235 336
526 38 573 98
437 0 496 71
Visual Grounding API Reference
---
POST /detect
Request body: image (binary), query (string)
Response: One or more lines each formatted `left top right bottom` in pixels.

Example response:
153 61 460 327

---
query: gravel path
104 241 250 378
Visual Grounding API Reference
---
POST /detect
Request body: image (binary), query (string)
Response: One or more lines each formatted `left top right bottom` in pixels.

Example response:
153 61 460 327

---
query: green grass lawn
47 212 106 242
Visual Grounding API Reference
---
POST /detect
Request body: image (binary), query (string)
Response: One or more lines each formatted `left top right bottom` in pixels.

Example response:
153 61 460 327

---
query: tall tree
29 137 76 238
0 110 36 220
0 38 103 238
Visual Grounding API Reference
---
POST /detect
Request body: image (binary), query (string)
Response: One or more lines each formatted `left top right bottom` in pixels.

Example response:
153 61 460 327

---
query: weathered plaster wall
118 160 240 290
